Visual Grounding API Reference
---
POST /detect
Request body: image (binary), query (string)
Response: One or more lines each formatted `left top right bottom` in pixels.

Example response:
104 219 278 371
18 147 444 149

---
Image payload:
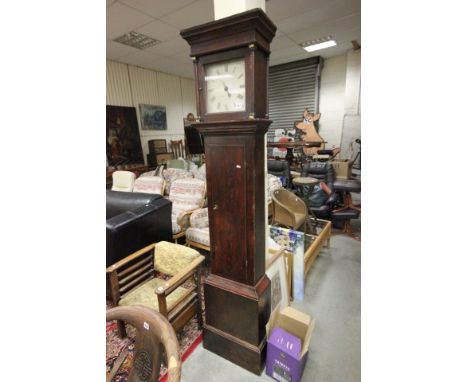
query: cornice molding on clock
180 8 277 57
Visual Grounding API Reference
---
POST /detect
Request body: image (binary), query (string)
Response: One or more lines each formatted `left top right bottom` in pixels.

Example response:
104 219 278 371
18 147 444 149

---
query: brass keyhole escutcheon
213 203 218 210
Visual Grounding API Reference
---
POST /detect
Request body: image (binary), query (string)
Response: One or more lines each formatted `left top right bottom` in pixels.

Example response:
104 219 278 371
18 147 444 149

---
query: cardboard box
331 159 352 180
266 307 315 382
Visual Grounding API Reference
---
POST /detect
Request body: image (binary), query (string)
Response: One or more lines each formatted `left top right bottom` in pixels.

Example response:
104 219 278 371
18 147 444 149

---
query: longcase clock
181 8 276 375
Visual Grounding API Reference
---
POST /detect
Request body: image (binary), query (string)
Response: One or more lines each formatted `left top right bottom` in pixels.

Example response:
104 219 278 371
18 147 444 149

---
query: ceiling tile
286 13 361 44
170 50 194 65
163 0 214 29
106 40 139 60
107 2 155 40
116 50 168 68
266 0 334 23
135 19 180 42
277 4 360 35
270 35 298 51
119 0 197 19
269 45 306 61
144 37 190 57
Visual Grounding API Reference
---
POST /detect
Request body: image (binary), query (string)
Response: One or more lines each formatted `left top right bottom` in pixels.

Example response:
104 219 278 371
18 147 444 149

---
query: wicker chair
271 188 308 231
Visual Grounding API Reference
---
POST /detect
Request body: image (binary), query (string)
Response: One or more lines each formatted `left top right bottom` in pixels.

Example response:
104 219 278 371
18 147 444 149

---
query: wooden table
304 218 331 276
267 141 327 166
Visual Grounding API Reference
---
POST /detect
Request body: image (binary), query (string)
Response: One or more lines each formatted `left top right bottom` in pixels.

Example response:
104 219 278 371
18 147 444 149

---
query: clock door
205 136 250 284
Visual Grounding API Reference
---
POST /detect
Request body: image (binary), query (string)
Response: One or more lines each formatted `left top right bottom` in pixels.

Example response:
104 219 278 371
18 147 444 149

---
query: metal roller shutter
268 57 323 144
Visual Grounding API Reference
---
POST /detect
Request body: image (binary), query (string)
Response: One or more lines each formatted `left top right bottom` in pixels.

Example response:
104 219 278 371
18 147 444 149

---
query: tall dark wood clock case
181 9 276 375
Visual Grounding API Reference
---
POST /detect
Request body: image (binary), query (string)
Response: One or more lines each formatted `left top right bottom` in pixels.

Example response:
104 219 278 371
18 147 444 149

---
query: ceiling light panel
113 31 161 50
301 36 337 53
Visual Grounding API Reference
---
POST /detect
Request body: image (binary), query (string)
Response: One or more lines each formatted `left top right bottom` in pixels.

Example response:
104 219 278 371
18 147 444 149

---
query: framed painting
269 225 305 301
106 106 144 166
265 251 289 314
139 104 167 130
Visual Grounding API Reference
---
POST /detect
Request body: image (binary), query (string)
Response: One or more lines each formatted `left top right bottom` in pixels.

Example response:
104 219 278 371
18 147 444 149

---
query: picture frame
265 251 289 314
148 139 168 154
269 225 305 301
139 104 167 130
106 105 144 166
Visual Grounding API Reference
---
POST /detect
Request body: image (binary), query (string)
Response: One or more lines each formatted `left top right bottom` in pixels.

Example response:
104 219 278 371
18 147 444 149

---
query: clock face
204 58 246 114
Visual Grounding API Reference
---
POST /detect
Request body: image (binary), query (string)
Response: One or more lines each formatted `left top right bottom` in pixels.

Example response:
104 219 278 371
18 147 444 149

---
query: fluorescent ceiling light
114 31 160 50
302 39 337 53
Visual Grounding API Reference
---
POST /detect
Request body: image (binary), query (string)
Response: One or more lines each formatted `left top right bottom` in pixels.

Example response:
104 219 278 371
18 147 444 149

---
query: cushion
118 277 191 312
267 174 283 203
189 208 209 228
191 163 206 180
154 241 201 275
133 176 164 195
162 168 193 195
139 170 156 177
169 178 206 212
111 171 135 192
186 227 210 247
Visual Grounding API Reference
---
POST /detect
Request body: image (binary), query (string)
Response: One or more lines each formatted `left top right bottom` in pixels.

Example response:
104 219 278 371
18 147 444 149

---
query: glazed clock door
205 136 249 284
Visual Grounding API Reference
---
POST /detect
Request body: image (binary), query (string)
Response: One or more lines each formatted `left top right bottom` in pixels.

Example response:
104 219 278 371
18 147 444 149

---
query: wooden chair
170 140 185 159
106 305 181 382
106 241 204 337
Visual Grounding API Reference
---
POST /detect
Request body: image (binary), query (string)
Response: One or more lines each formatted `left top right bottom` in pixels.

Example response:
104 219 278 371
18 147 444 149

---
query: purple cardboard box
266 307 315 382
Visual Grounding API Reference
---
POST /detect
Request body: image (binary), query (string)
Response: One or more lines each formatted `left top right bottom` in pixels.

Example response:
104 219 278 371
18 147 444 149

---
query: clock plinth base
203 324 267 375
202 274 271 375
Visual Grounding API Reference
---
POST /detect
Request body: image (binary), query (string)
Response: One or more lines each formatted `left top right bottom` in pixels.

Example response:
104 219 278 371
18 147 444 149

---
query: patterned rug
106 307 202 382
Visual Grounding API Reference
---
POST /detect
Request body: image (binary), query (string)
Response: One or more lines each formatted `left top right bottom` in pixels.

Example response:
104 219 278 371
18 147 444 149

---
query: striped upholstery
169 178 206 234
186 227 210 246
133 176 165 195
162 168 193 195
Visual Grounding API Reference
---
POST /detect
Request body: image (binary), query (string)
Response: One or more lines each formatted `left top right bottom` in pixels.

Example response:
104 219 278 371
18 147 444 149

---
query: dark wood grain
180 8 276 375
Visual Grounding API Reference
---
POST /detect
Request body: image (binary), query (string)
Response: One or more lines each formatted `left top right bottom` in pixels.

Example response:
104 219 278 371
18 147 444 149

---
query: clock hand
222 82 231 97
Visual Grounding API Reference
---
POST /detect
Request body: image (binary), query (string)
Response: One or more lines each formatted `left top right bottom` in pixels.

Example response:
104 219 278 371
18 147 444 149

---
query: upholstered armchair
111 170 136 192
186 208 210 251
267 159 292 189
106 241 204 337
300 161 338 219
168 178 206 242
133 175 166 195
162 168 194 196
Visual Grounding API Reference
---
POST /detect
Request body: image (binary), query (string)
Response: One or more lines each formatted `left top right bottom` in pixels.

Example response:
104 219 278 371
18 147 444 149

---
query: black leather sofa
106 190 172 267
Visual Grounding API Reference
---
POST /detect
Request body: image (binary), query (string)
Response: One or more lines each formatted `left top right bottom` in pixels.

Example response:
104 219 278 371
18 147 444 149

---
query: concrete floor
181 230 361 382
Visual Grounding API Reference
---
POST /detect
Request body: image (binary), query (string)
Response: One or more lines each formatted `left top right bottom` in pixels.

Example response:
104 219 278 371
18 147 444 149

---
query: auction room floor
181 224 361 382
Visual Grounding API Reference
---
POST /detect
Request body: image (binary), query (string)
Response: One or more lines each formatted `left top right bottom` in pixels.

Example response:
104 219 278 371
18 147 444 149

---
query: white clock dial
204 58 246 114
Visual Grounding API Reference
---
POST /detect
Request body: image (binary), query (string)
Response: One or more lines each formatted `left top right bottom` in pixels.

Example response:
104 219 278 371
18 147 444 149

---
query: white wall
318 50 361 158
106 60 196 163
